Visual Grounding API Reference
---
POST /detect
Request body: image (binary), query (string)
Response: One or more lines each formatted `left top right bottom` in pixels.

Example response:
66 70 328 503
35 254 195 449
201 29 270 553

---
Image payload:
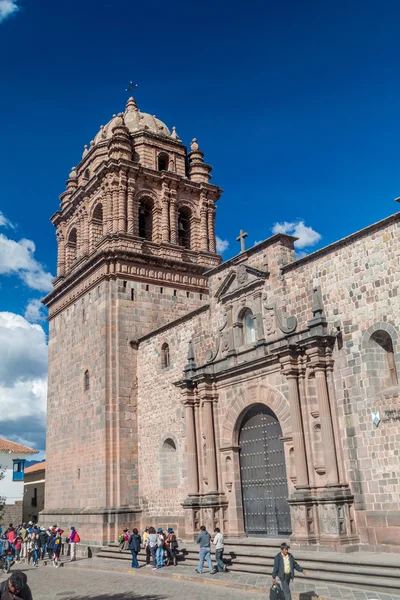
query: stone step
102 545 400 577
97 546 400 594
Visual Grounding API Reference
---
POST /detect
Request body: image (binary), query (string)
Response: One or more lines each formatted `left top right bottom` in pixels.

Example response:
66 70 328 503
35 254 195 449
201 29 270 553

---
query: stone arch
361 322 399 393
221 383 291 449
361 322 398 350
160 436 179 489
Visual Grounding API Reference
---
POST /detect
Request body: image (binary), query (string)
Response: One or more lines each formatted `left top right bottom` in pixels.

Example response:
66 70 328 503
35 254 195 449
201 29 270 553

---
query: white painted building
0 438 38 504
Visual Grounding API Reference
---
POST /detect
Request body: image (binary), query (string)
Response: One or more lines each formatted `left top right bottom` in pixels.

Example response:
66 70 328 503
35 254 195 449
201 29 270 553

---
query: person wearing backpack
165 528 178 566
69 527 80 562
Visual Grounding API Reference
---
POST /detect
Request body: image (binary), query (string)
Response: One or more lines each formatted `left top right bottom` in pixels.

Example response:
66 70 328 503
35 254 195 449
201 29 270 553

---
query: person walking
272 542 306 600
39 527 48 560
50 531 62 568
0 570 33 600
156 528 165 568
69 527 80 562
147 527 158 570
195 525 216 575
212 527 226 573
20 524 28 563
142 527 151 567
165 527 178 566
14 534 22 564
128 528 141 568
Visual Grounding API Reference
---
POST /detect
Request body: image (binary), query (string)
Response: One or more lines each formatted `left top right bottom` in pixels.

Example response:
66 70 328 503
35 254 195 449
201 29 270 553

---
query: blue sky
1 0 400 452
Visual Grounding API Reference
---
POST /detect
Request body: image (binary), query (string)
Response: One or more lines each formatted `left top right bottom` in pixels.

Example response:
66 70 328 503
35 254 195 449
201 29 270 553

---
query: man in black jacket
0 570 33 600
272 543 306 600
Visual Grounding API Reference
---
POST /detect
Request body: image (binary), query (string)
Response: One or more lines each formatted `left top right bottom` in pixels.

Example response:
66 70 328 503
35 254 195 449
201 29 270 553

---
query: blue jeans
198 547 213 573
156 547 164 567
130 549 138 568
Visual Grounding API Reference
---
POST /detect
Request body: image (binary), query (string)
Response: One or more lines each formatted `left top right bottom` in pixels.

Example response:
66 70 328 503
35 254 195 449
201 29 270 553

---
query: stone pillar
281 356 309 488
118 172 127 233
307 348 339 486
162 197 170 242
105 182 113 233
56 230 65 277
81 208 89 256
126 183 135 234
200 195 208 251
169 194 177 244
207 204 216 252
202 398 218 494
185 401 199 495
112 181 119 233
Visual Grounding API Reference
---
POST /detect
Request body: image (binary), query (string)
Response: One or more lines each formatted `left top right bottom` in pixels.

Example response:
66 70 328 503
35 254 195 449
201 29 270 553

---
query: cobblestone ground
0 560 399 600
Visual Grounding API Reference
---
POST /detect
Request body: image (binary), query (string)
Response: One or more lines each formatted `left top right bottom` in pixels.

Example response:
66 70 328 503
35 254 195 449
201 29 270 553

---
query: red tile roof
24 461 46 474
0 438 39 455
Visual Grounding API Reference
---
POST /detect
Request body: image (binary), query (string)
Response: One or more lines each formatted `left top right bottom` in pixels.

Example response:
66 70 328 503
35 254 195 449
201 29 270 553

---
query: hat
157 527 163 532
71 527 75 530
28 521 33 525
167 527 173 533
280 542 290 550
41 527 45 531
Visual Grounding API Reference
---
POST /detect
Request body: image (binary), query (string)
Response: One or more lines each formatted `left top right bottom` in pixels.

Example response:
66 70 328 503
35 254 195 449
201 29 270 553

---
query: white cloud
0 312 47 452
25 299 47 323
0 211 14 229
0 0 19 24
216 236 229 253
0 231 53 292
272 220 322 250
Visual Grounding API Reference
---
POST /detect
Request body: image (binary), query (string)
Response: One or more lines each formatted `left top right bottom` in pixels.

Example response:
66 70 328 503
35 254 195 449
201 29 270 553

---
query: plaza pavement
0 558 399 600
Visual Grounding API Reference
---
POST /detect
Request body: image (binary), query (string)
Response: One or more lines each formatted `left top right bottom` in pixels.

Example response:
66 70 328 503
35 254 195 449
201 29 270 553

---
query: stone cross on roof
126 81 138 93
236 229 248 253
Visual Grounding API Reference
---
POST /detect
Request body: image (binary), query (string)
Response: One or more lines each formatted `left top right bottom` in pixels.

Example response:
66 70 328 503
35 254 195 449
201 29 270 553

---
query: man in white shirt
212 527 226 572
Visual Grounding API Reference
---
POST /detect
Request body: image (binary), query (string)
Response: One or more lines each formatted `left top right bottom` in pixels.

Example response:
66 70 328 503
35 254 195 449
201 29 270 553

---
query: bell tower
41 95 222 545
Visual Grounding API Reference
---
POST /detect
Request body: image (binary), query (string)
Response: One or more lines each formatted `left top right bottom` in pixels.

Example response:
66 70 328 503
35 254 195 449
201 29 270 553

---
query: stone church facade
42 94 400 552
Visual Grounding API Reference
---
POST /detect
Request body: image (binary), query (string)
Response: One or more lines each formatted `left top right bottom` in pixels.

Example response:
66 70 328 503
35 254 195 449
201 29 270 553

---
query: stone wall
1 502 23 527
136 214 400 549
44 273 207 544
282 213 400 548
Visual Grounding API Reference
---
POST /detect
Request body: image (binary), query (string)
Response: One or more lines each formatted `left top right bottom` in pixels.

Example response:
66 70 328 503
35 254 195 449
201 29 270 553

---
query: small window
12 460 25 481
131 289 135 301
242 308 256 345
370 330 398 387
177 208 191 249
31 487 38 507
139 201 153 240
158 153 169 172
161 343 170 369
84 370 90 391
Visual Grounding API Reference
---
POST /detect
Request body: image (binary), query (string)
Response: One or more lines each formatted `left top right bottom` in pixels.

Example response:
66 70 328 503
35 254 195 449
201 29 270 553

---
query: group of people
118 524 226 574
119 526 180 570
0 522 80 568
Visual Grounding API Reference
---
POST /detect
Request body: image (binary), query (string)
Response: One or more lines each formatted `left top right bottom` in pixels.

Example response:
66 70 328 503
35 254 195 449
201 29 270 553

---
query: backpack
1 540 10 552
74 533 80 543
269 583 284 600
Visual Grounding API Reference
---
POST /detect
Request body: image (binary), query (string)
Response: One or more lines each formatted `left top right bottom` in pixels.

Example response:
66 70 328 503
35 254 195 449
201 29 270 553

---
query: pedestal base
182 494 228 539
39 506 142 546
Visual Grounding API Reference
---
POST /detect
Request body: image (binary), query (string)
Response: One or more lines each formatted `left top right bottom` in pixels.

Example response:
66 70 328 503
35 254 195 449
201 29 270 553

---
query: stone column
202 398 218 494
112 182 119 233
169 194 177 244
81 207 89 256
200 194 208 250
105 182 113 233
307 348 339 486
56 230 65 277
281 356 309 488
118 172 127 233
126 181 135 234
207 204 216 252
162 197 170 242
185 401 199 495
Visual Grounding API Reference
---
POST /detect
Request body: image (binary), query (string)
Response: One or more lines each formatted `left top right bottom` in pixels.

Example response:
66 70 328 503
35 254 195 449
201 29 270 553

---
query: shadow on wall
299 593 319 600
